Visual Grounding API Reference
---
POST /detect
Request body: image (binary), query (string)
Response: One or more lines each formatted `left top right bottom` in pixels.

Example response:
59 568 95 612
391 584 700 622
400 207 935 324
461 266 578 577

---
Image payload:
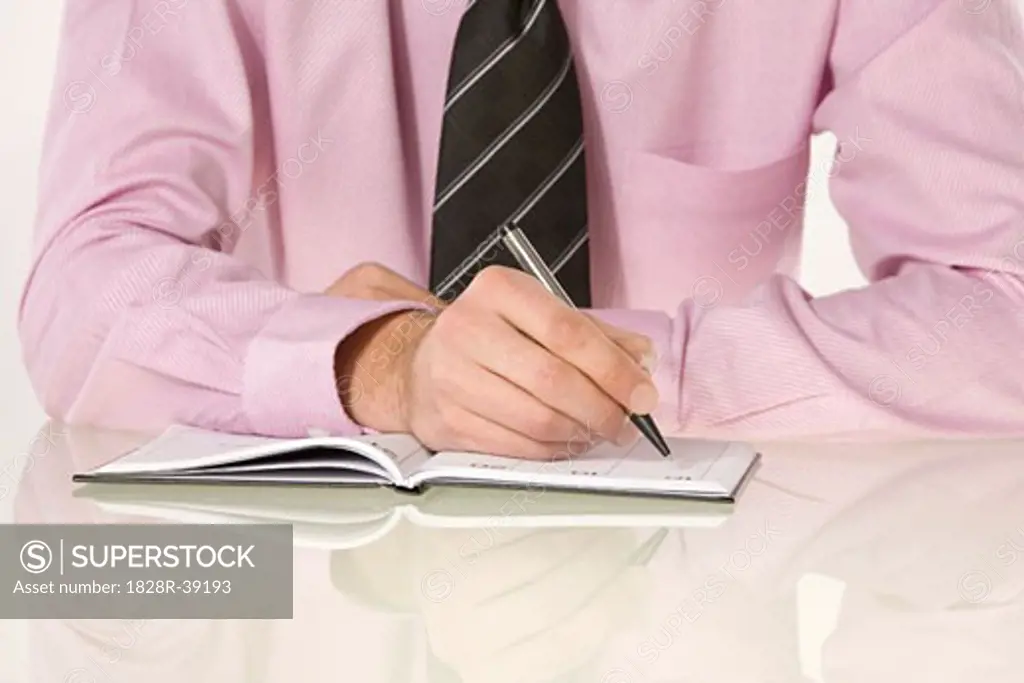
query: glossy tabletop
2 423 1022 683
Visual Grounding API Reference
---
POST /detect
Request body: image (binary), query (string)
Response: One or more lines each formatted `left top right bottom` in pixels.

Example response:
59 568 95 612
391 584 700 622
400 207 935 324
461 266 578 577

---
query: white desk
2 422 1022 682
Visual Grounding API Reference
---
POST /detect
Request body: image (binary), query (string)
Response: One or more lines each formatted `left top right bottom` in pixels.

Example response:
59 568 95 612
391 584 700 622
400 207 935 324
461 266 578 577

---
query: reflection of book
76 482 727 549
72 425 759 500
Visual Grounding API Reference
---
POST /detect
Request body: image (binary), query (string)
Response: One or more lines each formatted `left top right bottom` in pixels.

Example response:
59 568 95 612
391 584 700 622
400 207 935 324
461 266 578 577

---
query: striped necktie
428 0 591 306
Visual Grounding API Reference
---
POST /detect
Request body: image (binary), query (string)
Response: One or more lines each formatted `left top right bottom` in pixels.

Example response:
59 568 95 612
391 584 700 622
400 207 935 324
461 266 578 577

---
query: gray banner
1 524 293 619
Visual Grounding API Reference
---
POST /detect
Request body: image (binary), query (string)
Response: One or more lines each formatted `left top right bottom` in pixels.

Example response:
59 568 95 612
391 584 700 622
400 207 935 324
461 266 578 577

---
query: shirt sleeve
593 0 1024 440
18 0 425 437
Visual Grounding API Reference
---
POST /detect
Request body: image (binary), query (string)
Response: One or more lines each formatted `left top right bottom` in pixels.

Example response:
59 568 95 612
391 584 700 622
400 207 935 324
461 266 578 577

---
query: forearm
19 228 423 436
597 264 1024 441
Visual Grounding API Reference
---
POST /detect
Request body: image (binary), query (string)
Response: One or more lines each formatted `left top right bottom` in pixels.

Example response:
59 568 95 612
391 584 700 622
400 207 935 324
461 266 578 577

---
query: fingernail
629 383 659 415
641 350 656 374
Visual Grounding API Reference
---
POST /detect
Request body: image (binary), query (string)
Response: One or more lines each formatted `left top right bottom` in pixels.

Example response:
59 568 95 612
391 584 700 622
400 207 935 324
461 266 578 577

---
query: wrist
334 309 435 431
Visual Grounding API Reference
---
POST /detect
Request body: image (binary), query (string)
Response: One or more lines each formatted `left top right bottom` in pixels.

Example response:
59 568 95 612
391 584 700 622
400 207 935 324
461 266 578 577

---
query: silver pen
498 220 671 457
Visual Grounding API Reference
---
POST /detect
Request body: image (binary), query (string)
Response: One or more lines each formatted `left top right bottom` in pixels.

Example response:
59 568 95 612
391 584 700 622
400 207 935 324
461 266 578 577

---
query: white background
0 2 866 679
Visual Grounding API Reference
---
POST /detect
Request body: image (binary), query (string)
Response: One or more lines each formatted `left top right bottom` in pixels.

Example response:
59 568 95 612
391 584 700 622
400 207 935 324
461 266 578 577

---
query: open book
72 425 760 501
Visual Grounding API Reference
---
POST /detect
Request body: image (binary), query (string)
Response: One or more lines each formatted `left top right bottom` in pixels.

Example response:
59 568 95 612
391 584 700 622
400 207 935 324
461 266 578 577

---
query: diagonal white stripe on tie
444 0 549 111
434 52 573 211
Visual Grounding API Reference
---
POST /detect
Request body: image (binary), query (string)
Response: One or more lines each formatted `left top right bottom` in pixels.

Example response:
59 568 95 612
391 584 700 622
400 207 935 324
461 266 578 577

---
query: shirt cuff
587 308 682 434
243 294 431 437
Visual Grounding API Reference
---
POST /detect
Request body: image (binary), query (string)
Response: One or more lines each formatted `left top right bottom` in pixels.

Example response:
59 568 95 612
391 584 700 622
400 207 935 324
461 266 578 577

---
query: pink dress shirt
19 0 1024 440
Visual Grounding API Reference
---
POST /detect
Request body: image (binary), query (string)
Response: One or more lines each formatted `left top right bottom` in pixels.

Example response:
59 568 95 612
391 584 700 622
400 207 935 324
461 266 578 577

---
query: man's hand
329 262 440 433
325 260 440 303
331 263 658 460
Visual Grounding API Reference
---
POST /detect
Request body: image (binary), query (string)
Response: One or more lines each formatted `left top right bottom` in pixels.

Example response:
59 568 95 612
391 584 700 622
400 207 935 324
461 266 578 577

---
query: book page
91 426 304 474
89 425 426 484
411 437 756 497
359 434 432 480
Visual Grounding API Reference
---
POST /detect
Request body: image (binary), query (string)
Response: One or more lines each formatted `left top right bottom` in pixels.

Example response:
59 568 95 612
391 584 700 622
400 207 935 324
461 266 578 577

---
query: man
20 0 1024 458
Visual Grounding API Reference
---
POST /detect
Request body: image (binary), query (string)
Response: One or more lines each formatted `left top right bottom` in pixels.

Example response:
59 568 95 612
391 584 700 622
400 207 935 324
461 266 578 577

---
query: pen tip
632 415 672 457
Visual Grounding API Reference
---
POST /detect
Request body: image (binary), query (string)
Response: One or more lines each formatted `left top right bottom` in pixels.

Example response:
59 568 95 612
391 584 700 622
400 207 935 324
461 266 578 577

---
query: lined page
364 434 432 480
413 437 756 496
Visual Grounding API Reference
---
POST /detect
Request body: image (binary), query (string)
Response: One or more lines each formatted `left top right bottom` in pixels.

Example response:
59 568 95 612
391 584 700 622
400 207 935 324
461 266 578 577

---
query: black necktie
428 0 591 306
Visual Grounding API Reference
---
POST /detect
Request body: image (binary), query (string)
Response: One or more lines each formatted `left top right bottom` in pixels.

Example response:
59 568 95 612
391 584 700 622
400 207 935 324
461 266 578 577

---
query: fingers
438 305 632 445
416 402 566 461
327 261 438 304
396 264 660 459
464 267 659 416
441 355 591 445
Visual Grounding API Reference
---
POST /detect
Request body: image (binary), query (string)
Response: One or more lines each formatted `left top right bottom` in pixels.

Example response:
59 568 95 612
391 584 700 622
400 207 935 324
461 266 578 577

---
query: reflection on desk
7 422 1024 682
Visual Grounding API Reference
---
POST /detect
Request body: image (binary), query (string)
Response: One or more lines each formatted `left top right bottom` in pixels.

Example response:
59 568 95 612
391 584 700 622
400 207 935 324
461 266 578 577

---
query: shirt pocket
604 146 811 310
